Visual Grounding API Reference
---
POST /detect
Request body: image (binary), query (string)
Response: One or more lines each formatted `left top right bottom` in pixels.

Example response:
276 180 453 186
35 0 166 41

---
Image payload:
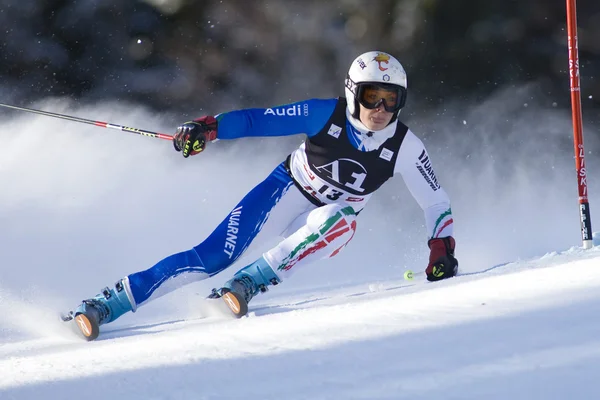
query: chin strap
388 109 400 125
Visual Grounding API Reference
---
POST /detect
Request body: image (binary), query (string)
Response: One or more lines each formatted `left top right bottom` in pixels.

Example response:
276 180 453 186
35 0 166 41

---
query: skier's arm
394 130 453 239
216 98 338 139
394 130 457 281
173 98 337 158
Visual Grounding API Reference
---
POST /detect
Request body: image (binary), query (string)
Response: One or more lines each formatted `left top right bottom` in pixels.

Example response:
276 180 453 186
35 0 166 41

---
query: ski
207 288 248 318
61 307 101 341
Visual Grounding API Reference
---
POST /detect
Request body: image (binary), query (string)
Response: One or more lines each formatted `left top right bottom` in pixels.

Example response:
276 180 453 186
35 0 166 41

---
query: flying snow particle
368 283 384 292
137 39 142 44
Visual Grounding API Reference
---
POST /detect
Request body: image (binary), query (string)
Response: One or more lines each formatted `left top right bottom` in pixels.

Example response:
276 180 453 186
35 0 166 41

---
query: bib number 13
304 184 343 201
319 184 343 200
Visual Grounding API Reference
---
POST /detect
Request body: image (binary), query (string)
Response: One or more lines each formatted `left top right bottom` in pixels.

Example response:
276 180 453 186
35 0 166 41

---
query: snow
1 101 600 399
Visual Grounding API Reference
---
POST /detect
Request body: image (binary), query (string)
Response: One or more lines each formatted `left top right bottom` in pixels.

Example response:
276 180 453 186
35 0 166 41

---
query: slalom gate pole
0 102 173 141
566 0 593 249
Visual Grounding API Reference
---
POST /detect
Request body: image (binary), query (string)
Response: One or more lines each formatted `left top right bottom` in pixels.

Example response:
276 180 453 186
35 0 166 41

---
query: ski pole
0 102 173 141
566 0 593 249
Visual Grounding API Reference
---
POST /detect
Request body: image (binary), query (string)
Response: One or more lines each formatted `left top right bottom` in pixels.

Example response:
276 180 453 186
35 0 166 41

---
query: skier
65 51 458 340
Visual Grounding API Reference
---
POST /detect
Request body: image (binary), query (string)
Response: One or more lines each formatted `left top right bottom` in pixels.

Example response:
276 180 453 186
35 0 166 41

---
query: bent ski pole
0 102 173 141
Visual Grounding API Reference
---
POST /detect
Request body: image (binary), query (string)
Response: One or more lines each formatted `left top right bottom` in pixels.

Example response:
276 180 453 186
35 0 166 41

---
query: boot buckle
101 287 112 299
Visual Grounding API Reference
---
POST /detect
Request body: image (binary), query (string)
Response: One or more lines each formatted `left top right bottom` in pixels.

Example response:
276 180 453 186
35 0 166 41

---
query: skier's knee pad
306 204 357 256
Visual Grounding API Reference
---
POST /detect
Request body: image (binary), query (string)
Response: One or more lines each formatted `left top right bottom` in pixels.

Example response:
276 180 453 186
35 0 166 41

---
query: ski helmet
344 51 408 120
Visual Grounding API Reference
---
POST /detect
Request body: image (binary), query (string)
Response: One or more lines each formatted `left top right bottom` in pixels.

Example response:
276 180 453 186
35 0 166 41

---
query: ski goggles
356 83 407 113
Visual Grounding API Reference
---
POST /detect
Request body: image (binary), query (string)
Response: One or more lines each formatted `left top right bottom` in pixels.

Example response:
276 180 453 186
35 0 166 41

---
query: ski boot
209 257 280 318
62 277 136 341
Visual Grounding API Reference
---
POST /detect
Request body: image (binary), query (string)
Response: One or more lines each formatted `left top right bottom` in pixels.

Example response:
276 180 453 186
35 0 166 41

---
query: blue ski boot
209 257 281 318
62 277 136 341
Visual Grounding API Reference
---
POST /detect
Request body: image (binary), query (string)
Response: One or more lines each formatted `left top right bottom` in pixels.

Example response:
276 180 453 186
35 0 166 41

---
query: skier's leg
219 204 357 307
69 163 306 332
266 204 358 276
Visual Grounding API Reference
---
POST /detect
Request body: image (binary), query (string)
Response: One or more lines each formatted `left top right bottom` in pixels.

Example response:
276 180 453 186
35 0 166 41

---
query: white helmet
344 51 408 118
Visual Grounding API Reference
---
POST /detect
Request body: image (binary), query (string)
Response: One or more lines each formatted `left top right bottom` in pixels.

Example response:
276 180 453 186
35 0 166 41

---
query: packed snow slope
1 244 600 400
1 94 600 399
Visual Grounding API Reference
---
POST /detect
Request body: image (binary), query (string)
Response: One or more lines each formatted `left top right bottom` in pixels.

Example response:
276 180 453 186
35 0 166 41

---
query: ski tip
60 312 74 322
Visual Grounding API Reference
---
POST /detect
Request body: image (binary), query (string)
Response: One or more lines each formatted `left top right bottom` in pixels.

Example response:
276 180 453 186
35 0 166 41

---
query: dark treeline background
0 0 598 121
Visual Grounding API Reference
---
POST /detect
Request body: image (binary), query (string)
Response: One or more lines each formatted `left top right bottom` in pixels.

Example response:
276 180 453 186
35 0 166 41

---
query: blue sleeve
216 98 338 139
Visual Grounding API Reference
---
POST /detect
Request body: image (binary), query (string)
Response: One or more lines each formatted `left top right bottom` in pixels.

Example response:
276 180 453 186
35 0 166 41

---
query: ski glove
173 116 218 158
426 236 458 282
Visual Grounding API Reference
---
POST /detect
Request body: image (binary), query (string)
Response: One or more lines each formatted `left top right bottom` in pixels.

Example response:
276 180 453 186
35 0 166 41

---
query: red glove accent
426 236 457 281
194 115 218 141
173 116 218 158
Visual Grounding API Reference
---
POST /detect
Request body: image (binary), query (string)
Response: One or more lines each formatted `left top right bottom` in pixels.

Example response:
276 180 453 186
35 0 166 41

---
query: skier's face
359 103 393 131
